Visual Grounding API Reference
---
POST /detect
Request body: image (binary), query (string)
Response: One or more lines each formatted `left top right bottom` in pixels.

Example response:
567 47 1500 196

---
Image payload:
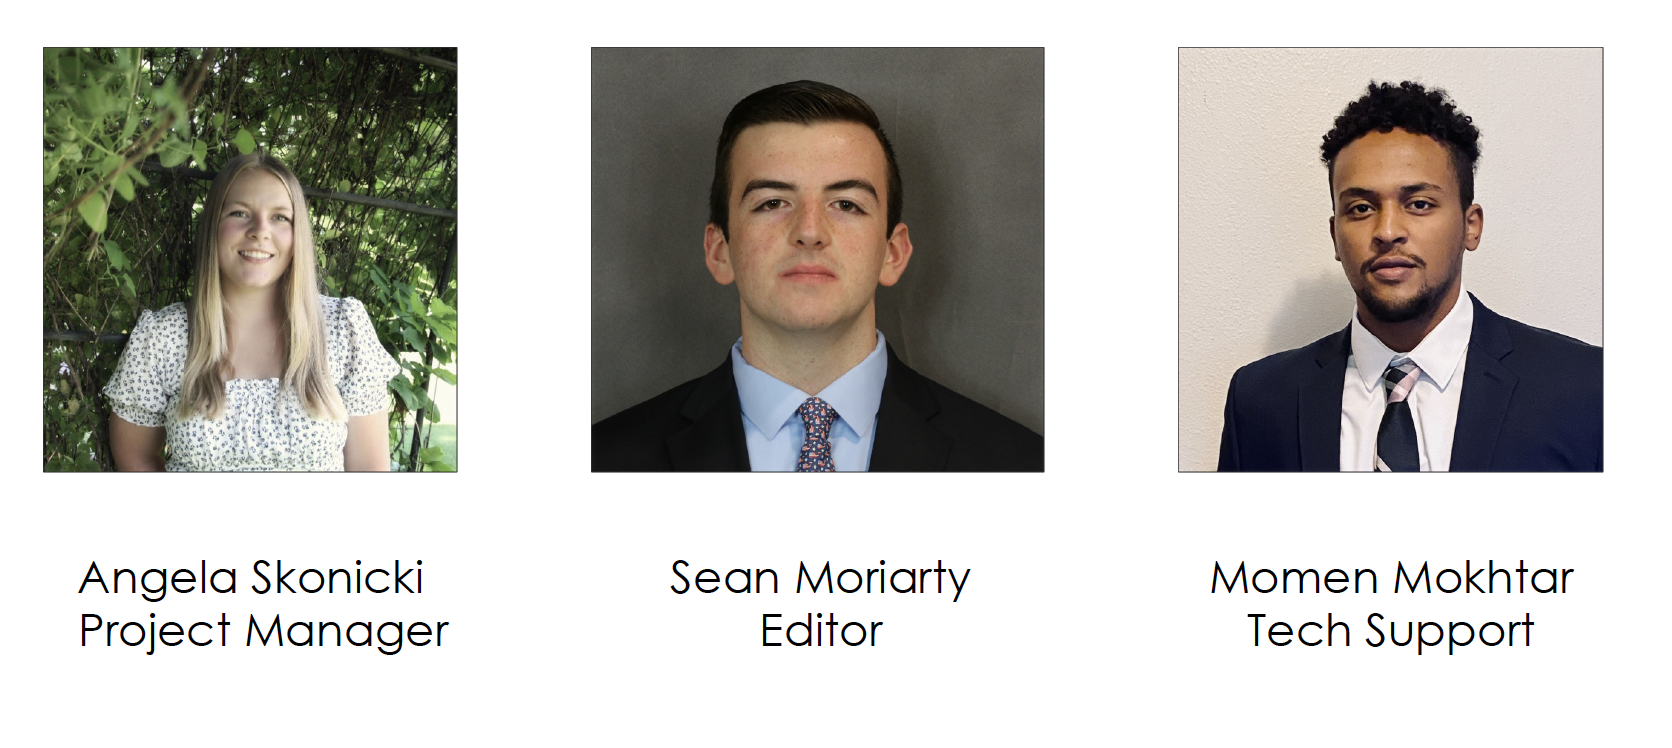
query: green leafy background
43 48 458 471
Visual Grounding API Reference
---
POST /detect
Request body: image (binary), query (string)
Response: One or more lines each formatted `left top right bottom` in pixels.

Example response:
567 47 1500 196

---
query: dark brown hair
708 80 902 239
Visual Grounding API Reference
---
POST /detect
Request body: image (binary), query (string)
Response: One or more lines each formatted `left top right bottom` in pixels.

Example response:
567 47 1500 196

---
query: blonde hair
178 153 347 422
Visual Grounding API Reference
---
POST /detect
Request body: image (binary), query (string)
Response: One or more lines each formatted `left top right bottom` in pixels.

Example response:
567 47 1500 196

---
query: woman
105 153 400 471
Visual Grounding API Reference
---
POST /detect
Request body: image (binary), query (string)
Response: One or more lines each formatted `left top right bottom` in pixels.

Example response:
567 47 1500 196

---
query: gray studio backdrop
591 48 1045 434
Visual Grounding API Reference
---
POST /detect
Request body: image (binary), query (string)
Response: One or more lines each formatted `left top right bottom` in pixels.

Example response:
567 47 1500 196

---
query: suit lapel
1298 326 1350 471
664 359 751 471
1450 295 1517 471
868 345 952 471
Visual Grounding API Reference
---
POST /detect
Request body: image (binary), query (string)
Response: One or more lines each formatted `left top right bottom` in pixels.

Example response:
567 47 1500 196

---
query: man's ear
1463 204 1484 252
877 223 913 287
703 223 735 285
1328 215 1339 261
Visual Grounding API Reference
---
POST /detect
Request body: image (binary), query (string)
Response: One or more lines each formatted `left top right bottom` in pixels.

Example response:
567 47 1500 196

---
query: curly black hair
1321 81 1480 209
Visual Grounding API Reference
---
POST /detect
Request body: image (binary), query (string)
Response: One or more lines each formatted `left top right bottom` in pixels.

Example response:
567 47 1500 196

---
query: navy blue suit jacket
1217 294 1601 471
593 344 1044 472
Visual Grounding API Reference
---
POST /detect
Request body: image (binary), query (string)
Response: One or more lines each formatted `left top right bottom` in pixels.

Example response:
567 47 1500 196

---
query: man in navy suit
594 81 1043 471
1218 81 1601 471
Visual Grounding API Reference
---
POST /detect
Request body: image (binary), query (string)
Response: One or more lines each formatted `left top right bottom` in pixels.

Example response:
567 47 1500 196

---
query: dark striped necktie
1375 357 1422 472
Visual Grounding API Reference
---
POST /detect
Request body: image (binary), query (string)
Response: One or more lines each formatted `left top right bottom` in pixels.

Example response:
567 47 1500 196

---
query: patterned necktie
1375 357 1422 472
795 397 838 472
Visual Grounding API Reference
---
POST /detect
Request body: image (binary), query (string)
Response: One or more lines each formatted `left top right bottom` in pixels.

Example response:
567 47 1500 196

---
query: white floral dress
104 296 401 471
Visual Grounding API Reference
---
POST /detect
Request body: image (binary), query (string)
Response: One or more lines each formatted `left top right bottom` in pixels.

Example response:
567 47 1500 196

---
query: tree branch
374 48 457 73
44 47 220 225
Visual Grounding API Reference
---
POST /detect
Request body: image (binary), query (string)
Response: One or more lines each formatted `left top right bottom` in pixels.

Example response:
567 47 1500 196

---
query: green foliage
44 48 457 472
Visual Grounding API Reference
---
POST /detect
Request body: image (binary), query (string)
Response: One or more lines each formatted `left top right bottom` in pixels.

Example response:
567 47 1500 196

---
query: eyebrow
223 200 292 211
1336 183 1447 202
823 179 879 200
739 178 879 201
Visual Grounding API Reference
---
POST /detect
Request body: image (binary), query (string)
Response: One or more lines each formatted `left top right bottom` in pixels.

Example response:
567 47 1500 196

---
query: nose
791 203 830 249
1372 202 1407 248
247 215 272 239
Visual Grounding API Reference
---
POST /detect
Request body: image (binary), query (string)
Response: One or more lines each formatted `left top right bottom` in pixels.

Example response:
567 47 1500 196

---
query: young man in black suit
1218 81 1601 471
594 81 1043 472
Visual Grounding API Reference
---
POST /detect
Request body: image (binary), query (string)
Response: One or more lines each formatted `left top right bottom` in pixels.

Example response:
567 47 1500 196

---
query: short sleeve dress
103 296 402 471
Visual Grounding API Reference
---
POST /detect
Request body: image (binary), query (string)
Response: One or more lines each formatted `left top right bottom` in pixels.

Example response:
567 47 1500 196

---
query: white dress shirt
1340 290 1474 471
729 331 886 471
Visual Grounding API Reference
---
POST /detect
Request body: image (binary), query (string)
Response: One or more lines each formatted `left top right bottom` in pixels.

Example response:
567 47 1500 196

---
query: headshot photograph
42 48 459 472
1179 48 1602 472
592 48 1044 472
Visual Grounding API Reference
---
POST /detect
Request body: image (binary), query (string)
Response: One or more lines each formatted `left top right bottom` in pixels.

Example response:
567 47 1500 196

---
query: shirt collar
730 331 888 441
1349 288 1474 392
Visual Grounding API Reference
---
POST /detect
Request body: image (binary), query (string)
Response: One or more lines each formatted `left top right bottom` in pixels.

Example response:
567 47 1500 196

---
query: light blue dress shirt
730 331 887 471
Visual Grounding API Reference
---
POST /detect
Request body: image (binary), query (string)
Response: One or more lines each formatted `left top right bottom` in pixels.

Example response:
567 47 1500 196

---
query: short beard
1357 281 1443 324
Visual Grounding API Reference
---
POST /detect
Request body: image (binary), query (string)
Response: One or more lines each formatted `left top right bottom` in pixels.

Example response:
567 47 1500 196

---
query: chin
774 303 859 332
1359 287 1436 324
776 315 841 333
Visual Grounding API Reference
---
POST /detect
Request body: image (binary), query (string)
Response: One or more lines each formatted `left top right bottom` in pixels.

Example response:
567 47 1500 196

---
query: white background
7 3 1670 746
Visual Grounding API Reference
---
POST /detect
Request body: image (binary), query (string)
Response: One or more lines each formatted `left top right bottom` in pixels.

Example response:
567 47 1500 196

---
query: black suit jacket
593 345 1043 471
1218 294 1601 471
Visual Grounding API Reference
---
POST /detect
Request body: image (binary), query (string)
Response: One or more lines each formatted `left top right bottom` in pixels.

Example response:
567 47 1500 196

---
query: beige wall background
1178 48 1602 471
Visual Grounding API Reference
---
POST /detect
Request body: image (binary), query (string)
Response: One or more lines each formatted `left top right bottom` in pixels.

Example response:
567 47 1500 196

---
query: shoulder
1472 299 1602 375
593 365 722 441
1498 315 1602 364
128 302 189 346
319 295 378 341
150 302 189 324
918 373 1042 441
887 357 1044 468
137 302 189 333
592 368 724 469
1227 329 1344 390
319 294 367 320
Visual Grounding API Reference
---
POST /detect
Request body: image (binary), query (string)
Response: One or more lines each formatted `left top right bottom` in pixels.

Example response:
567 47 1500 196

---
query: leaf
428 297 455 319
157 137 189 167
128 168 149 188
233 128 256 154
398 324 427 353
424 460 454 473
337 179 350 193
76 86 107 118
60 52 83 84
152 77 176 109
428 318 457 346
104 240 129 271
192 139 207 166
419 446 443 462
389 379 419 410
113 171 134 201
430 367 456 385
425 407 440 423
77 193 108 234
